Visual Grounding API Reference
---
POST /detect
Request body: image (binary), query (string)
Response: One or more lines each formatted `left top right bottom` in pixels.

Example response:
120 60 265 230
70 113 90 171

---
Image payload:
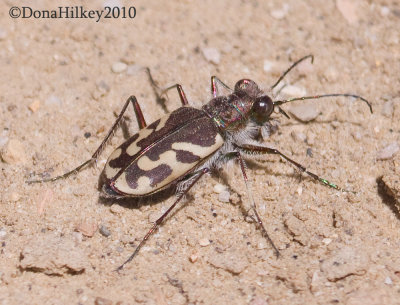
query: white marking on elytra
171 134 224 156
154 114 169 132
114 172 153 195
137 150 179 171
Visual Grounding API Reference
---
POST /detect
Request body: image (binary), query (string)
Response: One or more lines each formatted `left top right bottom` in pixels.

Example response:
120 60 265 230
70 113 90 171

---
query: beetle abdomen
102 107 224 196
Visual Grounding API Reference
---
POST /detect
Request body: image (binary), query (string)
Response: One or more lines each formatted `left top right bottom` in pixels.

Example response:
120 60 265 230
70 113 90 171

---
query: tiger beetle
27 55 373 271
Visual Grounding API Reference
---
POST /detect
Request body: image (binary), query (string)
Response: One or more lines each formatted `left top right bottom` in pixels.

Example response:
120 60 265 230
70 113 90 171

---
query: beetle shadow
377 176 400 221
98 184 177 210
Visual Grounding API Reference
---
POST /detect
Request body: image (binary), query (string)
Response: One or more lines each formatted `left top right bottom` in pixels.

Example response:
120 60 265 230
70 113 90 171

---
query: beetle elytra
27 55 372 270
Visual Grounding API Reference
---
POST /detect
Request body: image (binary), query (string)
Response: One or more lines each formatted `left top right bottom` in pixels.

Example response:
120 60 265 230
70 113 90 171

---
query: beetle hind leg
116 168 210 271
27 95 146 184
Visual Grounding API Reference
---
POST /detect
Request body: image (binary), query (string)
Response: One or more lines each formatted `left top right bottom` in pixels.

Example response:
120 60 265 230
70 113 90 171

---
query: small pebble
213 183 226 194
189 254 198 263
202 47 221 65
280 85 306 97
289 104 319 122
112 61 127 73
291 131 306 142
380 6 390 17
0 28 7 40
0 228 7 240
336 0 359 25
263 60 274 72
199 238 210 247
45 95 62 106
95 297 113 305
0 130 8 148
99 225 111 237
306 132 316 145
218 190 230 203
381 101 394 118
384 276 393 285
84 132 91 139
72 232 83 243
270 4 289 19
9 192 21 202
324 66 339 82
76 221 97 237
322 238 332 245
377 142 399 160
110 204 124 215
96 80 110 93
126 64 142 76
28 100 41 113
1 139 27 164
249 297 268 305
351 131 362 141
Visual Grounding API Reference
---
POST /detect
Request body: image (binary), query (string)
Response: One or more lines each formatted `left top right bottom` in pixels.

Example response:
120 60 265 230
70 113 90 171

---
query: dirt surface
1 0 400 304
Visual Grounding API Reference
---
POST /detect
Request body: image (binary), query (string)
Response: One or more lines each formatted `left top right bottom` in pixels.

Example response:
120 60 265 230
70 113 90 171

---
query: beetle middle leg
116 167 210 271
210 76 232 98
27 95 146 184
223 151 280 257
146 67 190 108
235 144 351 192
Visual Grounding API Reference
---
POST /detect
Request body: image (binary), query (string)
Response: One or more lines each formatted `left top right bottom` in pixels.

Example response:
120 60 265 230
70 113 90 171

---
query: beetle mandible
27 55 372 270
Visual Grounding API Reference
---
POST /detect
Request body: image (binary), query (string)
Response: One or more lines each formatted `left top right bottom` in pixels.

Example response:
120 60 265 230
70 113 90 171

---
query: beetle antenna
270 55 314 90
274 93 373 113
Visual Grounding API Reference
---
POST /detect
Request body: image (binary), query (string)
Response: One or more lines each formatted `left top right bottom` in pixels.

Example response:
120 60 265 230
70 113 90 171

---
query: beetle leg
224 151 280 257
210 76 232 98
161 84 189 106
27 96 143 184
235 144 353 193
131 96 147 129
116 168 210 271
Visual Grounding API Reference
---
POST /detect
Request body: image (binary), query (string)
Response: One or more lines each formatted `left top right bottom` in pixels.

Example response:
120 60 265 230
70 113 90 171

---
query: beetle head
234 79 275 125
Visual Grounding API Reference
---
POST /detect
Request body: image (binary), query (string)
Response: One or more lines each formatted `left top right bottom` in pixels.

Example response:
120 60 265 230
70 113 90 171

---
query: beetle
27 55 372 270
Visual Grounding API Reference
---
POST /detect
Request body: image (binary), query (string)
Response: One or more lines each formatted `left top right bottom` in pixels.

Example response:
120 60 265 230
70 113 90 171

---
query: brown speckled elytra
27 55 372 271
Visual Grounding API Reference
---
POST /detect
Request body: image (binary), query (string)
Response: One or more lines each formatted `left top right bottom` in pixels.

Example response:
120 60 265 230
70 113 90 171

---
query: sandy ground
1 0 400 304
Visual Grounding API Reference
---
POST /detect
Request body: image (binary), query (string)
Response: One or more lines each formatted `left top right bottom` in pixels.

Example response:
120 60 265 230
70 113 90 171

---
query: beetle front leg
223 151 280 257
161 84 189 106
210 76 232 98
235 144 351 192
116 168 210 271
27 95 145 184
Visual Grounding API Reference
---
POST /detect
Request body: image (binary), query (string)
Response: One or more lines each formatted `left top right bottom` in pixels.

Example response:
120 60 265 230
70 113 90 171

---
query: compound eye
234 79 257 92
251 96 274 125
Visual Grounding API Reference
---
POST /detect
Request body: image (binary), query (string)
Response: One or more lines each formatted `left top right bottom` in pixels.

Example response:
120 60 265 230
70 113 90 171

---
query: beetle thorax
202 92 254 131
